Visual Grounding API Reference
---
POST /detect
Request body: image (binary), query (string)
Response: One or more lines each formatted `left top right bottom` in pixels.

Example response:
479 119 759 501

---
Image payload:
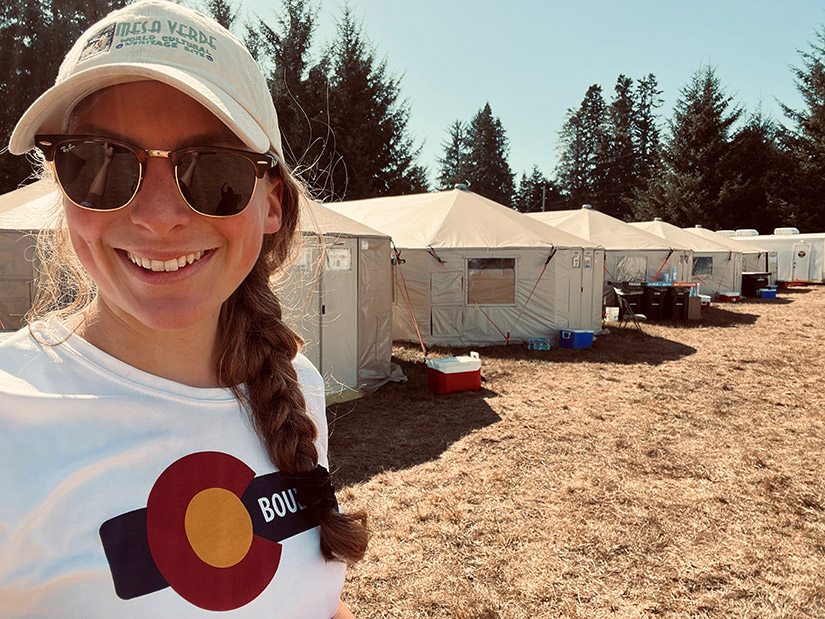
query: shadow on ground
411 329 698 367
327 357 501 486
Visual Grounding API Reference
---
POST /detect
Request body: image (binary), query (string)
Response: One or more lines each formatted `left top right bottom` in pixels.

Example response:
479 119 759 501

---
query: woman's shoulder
292 352 324 396
0 325 52 371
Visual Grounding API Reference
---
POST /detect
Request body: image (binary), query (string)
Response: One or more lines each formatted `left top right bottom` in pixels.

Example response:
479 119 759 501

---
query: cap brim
9 63 277 159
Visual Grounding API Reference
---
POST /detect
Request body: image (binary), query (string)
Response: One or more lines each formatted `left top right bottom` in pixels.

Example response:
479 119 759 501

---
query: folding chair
614 287 645 333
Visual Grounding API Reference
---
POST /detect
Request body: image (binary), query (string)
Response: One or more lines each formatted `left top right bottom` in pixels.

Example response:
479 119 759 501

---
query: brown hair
29 164 368 564
216 170 368 562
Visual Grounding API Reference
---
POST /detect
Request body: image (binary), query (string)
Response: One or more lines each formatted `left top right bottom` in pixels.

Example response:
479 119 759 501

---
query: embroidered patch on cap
78 24 116 63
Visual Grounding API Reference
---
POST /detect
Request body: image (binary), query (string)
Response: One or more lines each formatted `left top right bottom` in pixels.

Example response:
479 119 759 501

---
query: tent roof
0 180 55 217
630 220 737 252
528 207 691 250
0 181 59 231
300 198 389 238
682 225 767 254
326 188 593 249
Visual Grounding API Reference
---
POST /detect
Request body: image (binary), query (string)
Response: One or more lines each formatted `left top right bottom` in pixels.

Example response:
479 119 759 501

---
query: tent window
615 256 647 282
693 256 713 278
467 258 515 305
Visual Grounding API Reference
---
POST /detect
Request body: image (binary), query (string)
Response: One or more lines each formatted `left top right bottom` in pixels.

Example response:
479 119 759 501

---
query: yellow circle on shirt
184 488 254 568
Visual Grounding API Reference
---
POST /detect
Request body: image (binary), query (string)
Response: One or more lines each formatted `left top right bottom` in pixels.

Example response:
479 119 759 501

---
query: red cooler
426 352 482 394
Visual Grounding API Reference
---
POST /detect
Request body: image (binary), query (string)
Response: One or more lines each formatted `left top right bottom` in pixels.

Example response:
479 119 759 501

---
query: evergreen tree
779 23 825 231
556 84 608 208
602 75 638 219
514 166 564 213
720 111 797 232
636 66 742 228
203 0 238 31
319 7 427 199
245 0 327 178
464 103 514 205
0 0 129 193
634 74 663 181
436 120 470 190
556 108 588 205
247 3 427 199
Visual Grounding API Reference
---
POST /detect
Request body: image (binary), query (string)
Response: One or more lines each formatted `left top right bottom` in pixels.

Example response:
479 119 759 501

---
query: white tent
631 219 743 298
683 225 777 283
731 231 825 284
527 206 693 302
326 188 605 347
0 181 59 330
279 200 401 400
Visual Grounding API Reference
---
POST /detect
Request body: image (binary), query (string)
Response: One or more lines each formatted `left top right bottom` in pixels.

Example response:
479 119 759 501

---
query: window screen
615 256 648 282
467 258 515 305
693 256 713 278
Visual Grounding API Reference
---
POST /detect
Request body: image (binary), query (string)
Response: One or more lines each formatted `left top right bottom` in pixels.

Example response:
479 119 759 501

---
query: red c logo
145 452 282 611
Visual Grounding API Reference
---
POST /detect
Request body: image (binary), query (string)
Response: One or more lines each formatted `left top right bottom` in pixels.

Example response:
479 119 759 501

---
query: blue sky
241 0 825 185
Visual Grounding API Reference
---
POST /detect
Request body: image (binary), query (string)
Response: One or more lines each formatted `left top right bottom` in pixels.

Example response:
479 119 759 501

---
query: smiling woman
0 1 366 617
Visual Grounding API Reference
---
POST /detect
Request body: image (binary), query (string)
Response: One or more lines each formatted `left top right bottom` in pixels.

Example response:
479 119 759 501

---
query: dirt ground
327 285 825 619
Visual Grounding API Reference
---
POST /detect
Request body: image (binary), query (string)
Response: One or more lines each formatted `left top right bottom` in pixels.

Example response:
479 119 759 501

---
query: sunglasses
35 134 279 217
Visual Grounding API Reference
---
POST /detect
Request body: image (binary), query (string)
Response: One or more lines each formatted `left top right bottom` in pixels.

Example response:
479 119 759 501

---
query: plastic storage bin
426 352 482 394
559 329 594 349
643 284 669 321
742 272 770 297
666 286 691 320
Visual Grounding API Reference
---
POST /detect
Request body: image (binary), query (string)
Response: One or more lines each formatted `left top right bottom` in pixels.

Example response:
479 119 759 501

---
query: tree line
2 0 825 232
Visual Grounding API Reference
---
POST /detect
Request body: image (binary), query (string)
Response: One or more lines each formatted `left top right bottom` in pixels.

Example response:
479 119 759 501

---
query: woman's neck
70 300 222 388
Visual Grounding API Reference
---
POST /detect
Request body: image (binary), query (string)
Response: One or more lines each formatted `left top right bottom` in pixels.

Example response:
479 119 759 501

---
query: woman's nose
127 157 193 235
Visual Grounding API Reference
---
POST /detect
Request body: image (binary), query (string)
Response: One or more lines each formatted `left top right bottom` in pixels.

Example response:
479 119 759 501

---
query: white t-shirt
0 319 346 618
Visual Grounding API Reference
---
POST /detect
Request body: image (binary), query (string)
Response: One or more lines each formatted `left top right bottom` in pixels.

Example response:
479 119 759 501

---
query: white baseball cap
9 0 284 162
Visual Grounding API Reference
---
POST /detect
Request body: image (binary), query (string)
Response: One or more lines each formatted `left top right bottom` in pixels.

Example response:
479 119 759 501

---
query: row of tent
2 181 824 400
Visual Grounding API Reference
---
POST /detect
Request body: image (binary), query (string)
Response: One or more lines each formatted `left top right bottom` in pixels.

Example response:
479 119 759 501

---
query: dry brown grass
327 286 825 619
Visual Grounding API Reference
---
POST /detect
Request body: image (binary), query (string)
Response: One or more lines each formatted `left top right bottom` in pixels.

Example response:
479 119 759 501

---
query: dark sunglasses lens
53 141 139 210
177 151 256 216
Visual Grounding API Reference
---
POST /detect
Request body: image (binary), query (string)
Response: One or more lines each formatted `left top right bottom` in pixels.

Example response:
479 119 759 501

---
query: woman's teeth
126 250 205 272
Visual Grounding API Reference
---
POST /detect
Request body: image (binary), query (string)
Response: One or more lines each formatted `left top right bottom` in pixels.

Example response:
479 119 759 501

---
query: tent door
792 243 811 281
320 240 358 393
566 249 584 328
578 249 596 326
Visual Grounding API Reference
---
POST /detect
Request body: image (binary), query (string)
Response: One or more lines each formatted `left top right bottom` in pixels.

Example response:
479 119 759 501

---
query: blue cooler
757 288 777 299
559 329 593 349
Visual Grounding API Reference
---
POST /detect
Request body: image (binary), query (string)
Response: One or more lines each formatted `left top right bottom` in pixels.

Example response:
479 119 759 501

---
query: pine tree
514 166 564 213
720 111 797 232
245 0 327 177
779 23 825 231
602 75 638 220
320 7 428 199
464 103 514 205
556 84 608 208
634 74 663 182
436 120 470 190
0 0 129 193
203 0 238 31
637 66 742 228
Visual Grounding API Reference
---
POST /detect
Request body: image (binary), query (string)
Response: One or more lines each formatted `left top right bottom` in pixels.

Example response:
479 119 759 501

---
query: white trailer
733 232 825 284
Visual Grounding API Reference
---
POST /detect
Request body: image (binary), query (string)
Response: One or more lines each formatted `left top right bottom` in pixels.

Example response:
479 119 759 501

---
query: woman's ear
263 176 284 234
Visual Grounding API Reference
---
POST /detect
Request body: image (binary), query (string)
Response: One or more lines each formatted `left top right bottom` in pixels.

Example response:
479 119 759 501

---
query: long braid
216 172 368 563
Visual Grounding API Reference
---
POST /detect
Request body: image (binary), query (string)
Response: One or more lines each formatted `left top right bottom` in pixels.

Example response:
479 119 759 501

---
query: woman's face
64 80 282 334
